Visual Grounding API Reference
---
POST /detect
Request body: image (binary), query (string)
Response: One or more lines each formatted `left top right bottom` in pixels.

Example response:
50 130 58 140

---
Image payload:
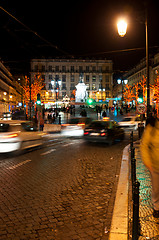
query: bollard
132 180 140 240
59 115 61 125
131 158 136 198
131 147 135 160
131 158 136 183
138 122 144 139
130 131 134 149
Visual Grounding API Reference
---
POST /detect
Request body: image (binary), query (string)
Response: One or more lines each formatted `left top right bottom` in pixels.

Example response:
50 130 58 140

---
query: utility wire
1 6 158 59
0 5 72 57
78 46 159 57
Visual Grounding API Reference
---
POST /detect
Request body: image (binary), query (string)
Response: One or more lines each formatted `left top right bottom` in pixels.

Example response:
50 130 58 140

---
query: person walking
40 116 44 131
140 116 159 218
102 110 107 118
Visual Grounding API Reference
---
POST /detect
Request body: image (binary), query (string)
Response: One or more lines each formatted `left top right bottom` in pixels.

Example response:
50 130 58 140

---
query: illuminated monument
75 74 88 102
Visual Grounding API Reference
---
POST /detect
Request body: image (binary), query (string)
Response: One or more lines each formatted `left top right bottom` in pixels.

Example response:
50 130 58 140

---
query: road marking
7 160 32 170
40 149 56 155
63 142 75 147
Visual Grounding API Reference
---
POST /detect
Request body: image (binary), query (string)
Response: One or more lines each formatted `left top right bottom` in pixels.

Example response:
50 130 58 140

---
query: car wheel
121 133 125 141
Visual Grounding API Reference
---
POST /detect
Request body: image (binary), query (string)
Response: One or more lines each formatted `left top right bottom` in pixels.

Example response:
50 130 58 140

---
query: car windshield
135 116 142 121
122 117 133 122
68 119 81 124
88 121 109 129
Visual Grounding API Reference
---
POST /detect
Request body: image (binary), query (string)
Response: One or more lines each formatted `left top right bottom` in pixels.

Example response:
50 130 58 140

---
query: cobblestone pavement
0 135 130 240
134 142 159 239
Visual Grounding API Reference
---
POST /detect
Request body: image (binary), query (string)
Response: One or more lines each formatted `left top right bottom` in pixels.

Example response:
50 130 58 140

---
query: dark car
83 120 125 145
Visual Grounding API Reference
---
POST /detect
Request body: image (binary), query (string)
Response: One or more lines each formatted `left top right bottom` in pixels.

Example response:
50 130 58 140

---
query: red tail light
101 132 106 136
2 133 18 139
84 131 89 135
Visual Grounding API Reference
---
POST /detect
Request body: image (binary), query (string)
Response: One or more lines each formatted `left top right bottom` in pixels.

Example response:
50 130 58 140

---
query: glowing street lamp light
117 19 127 37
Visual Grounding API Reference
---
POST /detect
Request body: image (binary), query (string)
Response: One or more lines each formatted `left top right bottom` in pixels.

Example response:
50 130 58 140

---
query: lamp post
145 9 150 116
117 79 128 107
117 13 150 116
51 78 61 107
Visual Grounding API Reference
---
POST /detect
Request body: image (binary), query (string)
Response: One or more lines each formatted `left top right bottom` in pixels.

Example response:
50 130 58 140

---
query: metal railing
130 131 140 240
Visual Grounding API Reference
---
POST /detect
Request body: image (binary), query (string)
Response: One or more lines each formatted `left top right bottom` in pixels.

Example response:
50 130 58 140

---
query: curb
109 144 130 240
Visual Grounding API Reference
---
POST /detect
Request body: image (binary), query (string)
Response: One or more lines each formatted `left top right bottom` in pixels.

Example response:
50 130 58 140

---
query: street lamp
51 78 62 107
117 13 150 116
117 19 127 37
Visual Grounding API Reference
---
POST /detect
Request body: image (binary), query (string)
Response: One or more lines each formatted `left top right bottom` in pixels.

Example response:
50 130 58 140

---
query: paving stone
129 142 159 239
0 137 127 239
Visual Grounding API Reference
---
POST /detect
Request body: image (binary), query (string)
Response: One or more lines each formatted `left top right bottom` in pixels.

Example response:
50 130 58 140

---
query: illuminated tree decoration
151 75 159 115
139 76 147 104
70 89 75 101
133 82 140 104
123 84 135 104
23 74 45 113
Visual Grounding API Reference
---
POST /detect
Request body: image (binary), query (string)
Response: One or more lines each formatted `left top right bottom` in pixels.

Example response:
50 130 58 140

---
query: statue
75 74 88 102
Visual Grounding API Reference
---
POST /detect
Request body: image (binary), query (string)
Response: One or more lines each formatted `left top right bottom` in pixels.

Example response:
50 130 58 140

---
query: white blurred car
0 120 45 153
118 115 145 131
61 117 92 137
1 112 12 120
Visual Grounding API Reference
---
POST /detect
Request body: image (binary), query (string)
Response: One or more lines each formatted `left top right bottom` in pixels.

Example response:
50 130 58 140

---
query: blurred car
0 120 46 153
83 120 125 145
118 115 146 131
1 112 12 120
61 117 92 137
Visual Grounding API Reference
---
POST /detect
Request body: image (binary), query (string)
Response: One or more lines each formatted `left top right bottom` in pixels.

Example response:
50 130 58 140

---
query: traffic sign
136 104 147 114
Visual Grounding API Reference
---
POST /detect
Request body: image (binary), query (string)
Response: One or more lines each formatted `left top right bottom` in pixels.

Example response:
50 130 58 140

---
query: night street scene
1 0 159 239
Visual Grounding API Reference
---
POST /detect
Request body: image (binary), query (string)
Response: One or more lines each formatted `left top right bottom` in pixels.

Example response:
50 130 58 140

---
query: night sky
0 0 159 77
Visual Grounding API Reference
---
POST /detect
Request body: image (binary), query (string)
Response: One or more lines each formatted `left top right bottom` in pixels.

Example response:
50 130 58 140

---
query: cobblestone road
0 135 130 240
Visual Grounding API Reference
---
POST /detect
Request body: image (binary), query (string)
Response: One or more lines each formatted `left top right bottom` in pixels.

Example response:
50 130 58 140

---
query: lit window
92 76 96 82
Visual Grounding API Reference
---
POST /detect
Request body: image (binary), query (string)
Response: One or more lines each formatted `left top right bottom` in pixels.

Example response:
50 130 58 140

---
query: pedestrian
40 117 44 131
47 114 50 123
102 110 107 118
120 108 123 115
80 109 87 117
140 116 159 218
52 113 56 123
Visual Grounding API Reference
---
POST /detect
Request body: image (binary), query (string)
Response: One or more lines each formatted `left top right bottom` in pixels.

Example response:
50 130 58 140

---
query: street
0 130 136 240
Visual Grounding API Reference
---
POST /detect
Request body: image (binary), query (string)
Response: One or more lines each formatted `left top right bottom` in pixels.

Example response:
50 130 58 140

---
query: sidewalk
109 138 159 240
134 141 159 239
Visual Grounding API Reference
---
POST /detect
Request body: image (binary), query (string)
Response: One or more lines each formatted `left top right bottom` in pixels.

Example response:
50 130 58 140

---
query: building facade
0 61 22 115
117 52 159 106
30 58 113 106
